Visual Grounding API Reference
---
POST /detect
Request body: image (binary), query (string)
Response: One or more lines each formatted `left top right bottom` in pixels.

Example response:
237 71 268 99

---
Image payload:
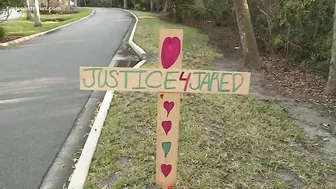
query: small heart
161 164 172 177
162 142 171 158
160 94 164 99
163 101 174 117
161 37 181 69
161 121 172 135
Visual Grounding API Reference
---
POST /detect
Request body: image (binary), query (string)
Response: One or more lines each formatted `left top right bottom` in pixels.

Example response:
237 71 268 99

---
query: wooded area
1 0 335 95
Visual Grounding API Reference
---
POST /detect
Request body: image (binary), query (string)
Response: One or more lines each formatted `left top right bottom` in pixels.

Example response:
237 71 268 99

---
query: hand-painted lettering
119 70 136 89
146 70 163 88
233 73 244 92
179 72 191 91
189 72 206 90
82 68 103 88
164 71 178 90
108 70 119 88
199 72 211 91
80 67 250 94
132 70 147 89
210 72 219 91
219 72 232 92
98 70 114 88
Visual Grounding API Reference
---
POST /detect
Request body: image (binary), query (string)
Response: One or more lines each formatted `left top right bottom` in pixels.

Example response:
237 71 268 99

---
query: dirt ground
190 22 336 184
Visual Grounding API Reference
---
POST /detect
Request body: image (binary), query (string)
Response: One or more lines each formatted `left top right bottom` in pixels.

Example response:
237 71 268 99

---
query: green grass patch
85 13 336 189
0 8 92 37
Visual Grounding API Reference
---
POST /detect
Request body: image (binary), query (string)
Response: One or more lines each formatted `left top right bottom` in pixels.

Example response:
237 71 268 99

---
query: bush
0 27 5 39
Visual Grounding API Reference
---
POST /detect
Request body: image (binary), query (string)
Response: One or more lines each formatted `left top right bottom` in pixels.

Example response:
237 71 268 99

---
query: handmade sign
79 29 251 189
79 67 250 94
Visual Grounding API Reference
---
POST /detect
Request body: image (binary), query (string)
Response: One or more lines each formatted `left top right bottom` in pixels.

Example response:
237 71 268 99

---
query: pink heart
163 101 174 117
161 121 172 135
161 164 172 177
161 37 181 69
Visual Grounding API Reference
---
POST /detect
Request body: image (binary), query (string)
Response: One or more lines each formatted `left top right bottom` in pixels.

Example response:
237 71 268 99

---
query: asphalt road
0 8 133 189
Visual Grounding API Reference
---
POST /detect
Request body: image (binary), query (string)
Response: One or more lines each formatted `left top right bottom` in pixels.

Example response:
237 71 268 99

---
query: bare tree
123 0 128 9
74 0 78 8
150 0 154 12
326 0 336 95
162 0 171 12
162 0 168 12
34 0 41 27
234 0 261 69
26 0 32 20
67 0 71 12
156 0 161 12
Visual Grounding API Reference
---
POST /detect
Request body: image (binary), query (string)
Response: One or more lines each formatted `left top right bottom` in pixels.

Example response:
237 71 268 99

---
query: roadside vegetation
0 0 91 43
84 12 336 189
1 8 91 39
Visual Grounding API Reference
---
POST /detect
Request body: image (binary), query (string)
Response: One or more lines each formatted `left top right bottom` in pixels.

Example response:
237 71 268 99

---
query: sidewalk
0 9 23 23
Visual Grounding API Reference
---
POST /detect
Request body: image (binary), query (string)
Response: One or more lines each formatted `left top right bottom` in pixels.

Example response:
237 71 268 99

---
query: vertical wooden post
156 29 183 188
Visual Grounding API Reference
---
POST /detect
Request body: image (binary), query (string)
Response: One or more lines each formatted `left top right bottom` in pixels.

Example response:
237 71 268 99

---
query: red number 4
179 72 191 91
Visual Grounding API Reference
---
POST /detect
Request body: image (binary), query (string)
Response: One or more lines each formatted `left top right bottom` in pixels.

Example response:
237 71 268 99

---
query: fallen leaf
322 123 329 129
88 172 96 177
72 158 79 163
101 184 108 189
105 158 111 164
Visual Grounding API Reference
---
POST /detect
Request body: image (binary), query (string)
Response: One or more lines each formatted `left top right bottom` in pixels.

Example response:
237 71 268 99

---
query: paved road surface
0 8 133 189
0 9 23 23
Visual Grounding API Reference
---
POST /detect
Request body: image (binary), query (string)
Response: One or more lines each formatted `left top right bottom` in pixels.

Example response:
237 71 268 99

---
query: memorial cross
79 29 251 189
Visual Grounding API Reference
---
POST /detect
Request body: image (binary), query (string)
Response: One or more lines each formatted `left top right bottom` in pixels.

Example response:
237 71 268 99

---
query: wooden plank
156 29 183 188
79 67 251 95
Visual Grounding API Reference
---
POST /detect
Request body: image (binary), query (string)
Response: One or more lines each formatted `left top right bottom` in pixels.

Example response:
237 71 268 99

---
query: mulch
184 19 336 111
0 36 23 43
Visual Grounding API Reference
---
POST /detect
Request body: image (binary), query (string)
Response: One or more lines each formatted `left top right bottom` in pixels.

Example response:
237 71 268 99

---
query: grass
0 8 92 37
84 12 336 189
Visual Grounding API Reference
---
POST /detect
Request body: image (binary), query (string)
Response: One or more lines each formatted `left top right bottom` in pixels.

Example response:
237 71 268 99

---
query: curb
0 8 95 48
120 9 147 60
67 9 147 189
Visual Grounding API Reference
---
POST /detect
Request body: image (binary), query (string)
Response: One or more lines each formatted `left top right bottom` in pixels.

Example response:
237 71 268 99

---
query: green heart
162 142 171 158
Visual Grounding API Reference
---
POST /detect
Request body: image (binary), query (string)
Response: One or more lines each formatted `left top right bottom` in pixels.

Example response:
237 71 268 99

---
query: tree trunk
234 0 261 69
74 0 78 8
34 0 41 27
326 0 336 95
150 0 154 12
162 0 168 12
110 0 113 7
173 0 182 22
67 0 71 12
156 0 161 12
26 0 32 20
123 0 127 9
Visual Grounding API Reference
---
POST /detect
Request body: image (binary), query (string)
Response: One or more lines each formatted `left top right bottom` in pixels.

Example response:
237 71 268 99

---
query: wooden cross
79 29 251 189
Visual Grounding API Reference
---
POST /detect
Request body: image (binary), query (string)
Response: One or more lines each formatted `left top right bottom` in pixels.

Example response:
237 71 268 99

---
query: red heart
163 101 174 117
161 121 172 135
161 37 181 69
161 164 172 177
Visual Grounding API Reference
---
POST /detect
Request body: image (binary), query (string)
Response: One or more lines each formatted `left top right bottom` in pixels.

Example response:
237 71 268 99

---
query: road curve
0 8 133 189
